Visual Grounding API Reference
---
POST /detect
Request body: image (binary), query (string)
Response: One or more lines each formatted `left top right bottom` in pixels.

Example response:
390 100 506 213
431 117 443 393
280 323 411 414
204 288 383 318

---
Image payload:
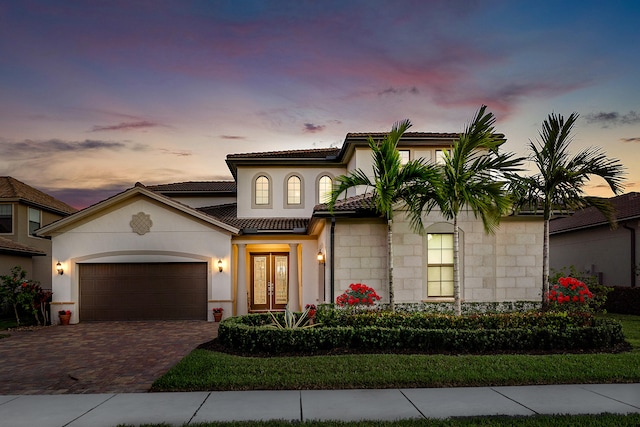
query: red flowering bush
548 276 593 310
336 283 381 307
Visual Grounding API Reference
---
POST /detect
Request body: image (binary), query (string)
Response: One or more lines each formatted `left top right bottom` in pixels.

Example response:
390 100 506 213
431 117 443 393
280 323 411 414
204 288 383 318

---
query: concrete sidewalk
1 384 638 426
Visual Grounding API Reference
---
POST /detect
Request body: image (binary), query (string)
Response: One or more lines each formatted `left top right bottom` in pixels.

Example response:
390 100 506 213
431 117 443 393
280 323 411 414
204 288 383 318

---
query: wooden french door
250 253 289 312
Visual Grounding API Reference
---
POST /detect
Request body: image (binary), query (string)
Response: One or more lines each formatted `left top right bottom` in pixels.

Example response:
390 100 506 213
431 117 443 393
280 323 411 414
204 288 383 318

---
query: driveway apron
0 321 218 395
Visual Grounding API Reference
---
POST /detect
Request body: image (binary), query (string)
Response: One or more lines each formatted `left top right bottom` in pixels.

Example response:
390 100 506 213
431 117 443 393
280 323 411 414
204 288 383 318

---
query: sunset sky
1 0 638 209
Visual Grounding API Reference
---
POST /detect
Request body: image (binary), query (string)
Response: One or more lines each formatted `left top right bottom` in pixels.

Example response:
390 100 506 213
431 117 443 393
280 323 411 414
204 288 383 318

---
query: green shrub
604 286 640 315
218 311 626 355
550 266 612 313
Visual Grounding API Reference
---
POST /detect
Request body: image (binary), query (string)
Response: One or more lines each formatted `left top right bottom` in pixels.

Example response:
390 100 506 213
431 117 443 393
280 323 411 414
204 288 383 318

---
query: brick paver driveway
0 321 218 394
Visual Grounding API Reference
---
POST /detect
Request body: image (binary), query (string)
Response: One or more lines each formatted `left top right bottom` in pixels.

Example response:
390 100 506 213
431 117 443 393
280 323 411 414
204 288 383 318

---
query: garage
79 262 208 321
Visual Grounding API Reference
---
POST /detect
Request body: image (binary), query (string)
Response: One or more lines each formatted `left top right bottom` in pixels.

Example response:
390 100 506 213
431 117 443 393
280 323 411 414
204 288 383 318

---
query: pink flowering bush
547 276 593 312
336 283 381 307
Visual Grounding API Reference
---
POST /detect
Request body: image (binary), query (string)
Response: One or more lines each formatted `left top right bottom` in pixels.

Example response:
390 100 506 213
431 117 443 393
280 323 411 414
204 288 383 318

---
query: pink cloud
91 121 161 132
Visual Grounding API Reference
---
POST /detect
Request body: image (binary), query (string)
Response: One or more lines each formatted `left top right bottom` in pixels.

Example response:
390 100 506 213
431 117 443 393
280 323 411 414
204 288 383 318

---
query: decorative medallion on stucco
130 212 153 235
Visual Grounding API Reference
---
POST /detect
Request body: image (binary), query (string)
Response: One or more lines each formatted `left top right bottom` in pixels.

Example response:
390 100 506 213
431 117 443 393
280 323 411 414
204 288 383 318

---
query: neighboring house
549 192 640 287
0 176 77 289
37 132 544 324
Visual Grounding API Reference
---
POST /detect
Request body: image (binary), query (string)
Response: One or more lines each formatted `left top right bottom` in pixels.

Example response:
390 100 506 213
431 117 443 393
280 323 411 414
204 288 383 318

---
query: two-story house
37 132 544 324
0 177 77 289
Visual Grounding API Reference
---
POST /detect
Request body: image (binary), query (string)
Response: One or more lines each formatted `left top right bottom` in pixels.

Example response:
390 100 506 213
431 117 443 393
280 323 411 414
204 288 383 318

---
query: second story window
318 175 333 204
255 175 270 205
29 207 41 235
0 204 12 233
399 150 410 165
435 149 451 165
287 175 301 205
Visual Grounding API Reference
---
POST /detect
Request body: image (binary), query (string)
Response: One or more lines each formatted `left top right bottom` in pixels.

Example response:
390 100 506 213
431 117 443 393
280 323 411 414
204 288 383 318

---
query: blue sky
0 0 638 208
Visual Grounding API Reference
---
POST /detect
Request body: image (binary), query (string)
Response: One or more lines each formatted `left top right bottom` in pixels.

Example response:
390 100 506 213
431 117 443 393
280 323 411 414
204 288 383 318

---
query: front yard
152 313 640 392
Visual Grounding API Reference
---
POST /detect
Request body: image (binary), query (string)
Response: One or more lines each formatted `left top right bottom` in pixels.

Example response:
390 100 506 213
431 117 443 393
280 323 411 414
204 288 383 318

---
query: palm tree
410 106 524 315
328 119 440 311
509 112 625 309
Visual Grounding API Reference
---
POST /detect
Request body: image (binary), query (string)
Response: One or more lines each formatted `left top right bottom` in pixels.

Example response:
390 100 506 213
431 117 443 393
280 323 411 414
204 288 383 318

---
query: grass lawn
152 313 640 392
117 413 640 426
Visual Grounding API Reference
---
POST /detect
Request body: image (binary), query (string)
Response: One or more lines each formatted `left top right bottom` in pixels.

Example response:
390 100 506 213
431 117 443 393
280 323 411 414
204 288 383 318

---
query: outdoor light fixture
317 251 325 264
56 262 64 275
218 259 223 273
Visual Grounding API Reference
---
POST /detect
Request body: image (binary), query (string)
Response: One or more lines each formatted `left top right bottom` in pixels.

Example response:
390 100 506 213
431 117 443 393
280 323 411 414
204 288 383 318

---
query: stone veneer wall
333 219 388 298
332 211 543 304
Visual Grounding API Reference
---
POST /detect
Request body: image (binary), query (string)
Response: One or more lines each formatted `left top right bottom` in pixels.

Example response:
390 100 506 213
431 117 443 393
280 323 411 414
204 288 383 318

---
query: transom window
318 175 333 204
426 233 454 297
287 175 301 205
255 175 270 205
28 207 41 235
0 204 12 233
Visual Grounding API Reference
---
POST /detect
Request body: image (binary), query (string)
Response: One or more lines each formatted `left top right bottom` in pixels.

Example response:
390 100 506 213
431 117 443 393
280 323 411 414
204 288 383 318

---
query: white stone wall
332 219 388 299
332 210 544 304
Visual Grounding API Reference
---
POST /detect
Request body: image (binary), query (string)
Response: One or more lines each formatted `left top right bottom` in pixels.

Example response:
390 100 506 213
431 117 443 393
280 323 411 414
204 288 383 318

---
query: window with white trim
318 175 333 204
399 150 410 165
255 175 270 205
426 233 454 297
287 175 302 205
0 204 12 233
435 149 451 165
28 207 41 235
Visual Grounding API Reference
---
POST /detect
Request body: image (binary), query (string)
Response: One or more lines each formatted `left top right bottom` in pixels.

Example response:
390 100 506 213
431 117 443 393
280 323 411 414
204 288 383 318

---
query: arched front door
250 252 289 312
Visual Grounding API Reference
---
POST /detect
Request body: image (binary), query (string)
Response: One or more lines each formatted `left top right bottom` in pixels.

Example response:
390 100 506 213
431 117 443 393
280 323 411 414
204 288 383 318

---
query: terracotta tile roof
226 148 340 159
146 181 236 193
313 193 378 216
0 236 46 256
550 192 640 233
198 204 309 233
0 177 77 215
345 131 460 139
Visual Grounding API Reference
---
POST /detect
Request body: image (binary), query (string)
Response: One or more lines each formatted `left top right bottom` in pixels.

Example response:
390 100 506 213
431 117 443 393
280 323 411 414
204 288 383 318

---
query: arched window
255 175 270 205
287 175 301 205
318 175 333 204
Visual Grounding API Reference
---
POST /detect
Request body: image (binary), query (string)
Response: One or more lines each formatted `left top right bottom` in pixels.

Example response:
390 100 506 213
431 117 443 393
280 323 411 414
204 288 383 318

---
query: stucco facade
39 131 546 323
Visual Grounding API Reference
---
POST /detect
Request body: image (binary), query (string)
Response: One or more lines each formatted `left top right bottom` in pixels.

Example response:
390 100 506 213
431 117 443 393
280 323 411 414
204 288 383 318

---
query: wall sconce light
217 259 223 273
317 251 325 264
56 262 64 275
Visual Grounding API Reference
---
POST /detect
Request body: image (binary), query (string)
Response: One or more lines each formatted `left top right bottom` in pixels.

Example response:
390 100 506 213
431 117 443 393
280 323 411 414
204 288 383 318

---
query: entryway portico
233 242 310 315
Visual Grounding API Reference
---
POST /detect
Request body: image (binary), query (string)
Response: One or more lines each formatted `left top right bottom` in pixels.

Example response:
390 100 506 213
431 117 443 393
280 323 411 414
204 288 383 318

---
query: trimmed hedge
604 286 640 315
217 311 626 355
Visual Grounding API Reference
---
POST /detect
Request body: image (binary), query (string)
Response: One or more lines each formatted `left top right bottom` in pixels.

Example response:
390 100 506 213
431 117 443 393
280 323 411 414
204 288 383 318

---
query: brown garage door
79 263 207 321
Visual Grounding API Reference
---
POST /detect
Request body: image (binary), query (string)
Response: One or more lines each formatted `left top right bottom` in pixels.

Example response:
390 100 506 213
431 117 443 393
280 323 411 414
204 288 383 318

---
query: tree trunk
12 303 20 326
453 215 461 316
542 216 550 310
388 219 395 312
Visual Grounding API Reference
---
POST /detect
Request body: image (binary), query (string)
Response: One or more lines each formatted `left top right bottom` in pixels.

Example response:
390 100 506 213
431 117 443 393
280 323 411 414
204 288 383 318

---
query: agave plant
267 304 319 329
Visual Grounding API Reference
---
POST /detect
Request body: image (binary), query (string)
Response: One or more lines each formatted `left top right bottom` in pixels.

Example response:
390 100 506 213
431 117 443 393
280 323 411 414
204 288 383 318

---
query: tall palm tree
509 112 625 309
328 119 440 311
411 106 523 315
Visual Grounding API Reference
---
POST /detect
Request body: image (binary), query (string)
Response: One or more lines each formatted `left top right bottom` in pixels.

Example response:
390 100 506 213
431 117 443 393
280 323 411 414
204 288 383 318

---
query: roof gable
37 183 240 236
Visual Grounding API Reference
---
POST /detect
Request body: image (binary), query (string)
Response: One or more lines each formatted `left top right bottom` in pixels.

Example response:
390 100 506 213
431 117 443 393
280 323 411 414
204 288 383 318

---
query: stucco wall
236 166 346 218
50 196 234 322
550 222 638 286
